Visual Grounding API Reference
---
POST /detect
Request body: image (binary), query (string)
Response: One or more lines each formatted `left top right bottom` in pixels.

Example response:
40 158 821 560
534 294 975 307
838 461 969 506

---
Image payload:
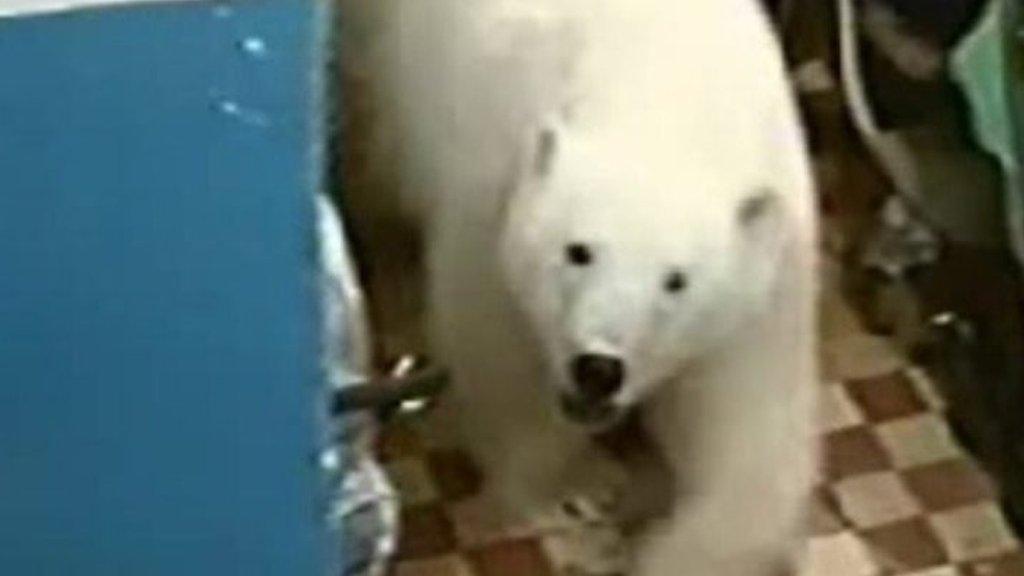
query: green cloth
950 0 1024 263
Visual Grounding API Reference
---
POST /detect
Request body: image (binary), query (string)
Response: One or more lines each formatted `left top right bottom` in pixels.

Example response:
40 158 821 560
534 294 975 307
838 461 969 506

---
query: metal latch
316 195 451 576
331 355 450 419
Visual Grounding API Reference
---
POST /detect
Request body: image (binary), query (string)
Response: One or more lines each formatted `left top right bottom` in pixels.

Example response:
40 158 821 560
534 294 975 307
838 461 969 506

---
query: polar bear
340 0 820 573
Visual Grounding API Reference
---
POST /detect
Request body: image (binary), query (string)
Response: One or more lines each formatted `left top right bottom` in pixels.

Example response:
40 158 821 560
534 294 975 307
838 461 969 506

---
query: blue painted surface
0 1 329 574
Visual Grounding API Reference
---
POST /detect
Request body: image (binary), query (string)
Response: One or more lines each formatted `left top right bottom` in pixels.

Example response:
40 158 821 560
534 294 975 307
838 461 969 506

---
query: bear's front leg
636 332 816 576
633 492 803 576
488 425 629 520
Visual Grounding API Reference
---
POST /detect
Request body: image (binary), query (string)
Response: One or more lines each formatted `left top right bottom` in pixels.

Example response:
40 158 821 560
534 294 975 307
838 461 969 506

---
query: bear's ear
525 115 564 179
738 186 782 239
500 117 563 220
534 126 558 176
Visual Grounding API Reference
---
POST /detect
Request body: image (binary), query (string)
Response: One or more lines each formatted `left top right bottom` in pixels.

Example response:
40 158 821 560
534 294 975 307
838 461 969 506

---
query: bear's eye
565 243 593 267
663 270 688 294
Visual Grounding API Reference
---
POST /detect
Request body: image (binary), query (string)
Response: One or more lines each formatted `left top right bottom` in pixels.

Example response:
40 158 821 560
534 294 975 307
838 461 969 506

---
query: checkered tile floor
810 368 1021 575
377 312 1023 575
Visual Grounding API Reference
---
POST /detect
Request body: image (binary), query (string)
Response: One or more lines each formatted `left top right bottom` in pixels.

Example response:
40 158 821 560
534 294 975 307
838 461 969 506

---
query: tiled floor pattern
379 366 1022 576
379 291 1023 576
809 369 1021 575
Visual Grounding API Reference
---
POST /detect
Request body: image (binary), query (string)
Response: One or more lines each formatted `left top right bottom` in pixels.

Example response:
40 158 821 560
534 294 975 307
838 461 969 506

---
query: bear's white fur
342 0 819 573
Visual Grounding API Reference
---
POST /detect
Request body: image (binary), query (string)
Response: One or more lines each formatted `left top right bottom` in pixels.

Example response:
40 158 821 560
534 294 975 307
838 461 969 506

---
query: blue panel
0 1 327 574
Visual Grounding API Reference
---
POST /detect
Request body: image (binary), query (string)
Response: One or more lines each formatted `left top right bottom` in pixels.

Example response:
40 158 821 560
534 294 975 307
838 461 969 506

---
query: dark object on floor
910 244 1024 539
847 215 1024 539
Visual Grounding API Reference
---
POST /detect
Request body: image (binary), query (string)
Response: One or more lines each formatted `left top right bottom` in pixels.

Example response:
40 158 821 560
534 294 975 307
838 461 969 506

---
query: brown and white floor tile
382 298 1021 575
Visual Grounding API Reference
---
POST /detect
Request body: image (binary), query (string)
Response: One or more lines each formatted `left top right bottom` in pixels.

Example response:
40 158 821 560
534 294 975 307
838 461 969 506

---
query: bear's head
499 116 791 427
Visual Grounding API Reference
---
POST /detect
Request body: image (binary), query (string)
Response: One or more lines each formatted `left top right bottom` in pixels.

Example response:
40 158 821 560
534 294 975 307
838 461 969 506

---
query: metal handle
331 362 450 415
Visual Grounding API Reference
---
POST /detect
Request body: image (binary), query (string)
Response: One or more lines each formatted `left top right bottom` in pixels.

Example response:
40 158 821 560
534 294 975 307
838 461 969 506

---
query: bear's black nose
570 353 624 402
